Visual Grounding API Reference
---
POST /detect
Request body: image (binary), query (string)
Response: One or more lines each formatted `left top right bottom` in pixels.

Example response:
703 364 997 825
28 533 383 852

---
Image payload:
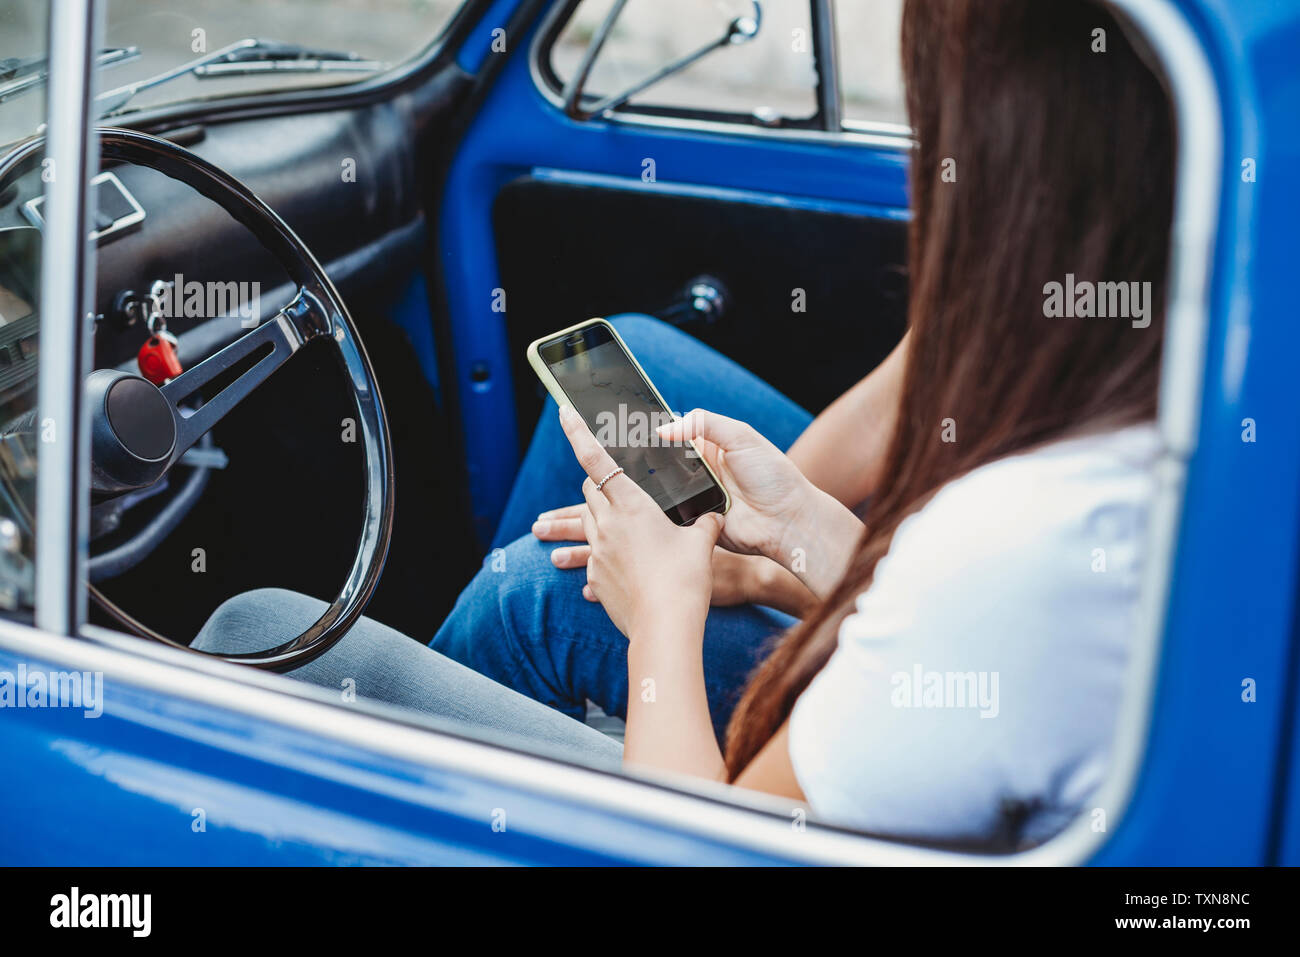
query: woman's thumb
657 409 753 450
692 510 726 543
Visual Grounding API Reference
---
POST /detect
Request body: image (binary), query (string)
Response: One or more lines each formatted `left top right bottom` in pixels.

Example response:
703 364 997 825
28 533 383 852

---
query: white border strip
0 0 1223 866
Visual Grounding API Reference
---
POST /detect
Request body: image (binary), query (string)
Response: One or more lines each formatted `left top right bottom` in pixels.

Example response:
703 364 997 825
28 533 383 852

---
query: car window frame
12 0 1226 865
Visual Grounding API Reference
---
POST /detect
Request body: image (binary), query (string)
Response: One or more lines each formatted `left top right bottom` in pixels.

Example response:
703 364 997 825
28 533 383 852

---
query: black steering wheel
0 128 395 671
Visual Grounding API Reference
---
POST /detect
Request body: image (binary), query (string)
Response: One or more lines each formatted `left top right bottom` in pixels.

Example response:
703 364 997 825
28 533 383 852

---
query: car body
0 0 1297 865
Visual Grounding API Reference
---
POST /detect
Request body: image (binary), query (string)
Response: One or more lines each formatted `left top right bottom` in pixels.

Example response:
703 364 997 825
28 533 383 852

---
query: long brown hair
725 0 1176 777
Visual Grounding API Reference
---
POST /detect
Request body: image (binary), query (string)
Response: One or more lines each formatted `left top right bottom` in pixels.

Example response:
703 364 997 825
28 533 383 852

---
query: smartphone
527 318 730 525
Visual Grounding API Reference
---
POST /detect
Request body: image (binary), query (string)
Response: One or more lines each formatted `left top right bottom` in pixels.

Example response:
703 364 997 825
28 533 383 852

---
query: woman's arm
623 610 727 778
555 406 728 778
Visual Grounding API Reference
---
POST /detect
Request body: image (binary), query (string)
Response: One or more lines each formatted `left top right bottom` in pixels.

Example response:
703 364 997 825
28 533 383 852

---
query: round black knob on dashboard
87 370 177 494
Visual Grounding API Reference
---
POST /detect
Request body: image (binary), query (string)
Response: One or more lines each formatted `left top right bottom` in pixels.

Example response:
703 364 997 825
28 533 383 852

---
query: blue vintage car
0 0 1296 868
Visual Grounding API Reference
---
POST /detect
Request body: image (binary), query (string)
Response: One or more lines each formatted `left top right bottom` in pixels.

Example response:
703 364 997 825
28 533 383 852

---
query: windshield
1 0 464 150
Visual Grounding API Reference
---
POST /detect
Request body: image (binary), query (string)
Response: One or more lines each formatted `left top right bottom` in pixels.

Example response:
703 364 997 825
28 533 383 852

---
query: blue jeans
192 588 625 769
432 315 812 743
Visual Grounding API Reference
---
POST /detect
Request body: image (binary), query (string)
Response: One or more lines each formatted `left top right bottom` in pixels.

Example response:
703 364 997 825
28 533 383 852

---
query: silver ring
595 467 624 491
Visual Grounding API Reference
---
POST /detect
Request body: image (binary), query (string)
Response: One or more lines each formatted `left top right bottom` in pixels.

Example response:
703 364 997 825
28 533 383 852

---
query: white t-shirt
788 423 1161 848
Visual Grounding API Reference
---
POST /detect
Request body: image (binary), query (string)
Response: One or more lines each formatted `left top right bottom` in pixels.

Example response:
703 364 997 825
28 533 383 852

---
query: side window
98 0 468 118
549 0 820 126
837 0 908 128
545 1 908 134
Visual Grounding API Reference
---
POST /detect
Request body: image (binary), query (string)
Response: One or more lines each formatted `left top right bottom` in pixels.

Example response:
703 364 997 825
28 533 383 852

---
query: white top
788 423 1161 848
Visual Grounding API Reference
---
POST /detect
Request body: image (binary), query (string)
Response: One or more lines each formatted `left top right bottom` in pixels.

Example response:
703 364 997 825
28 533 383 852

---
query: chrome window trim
6 0 1223 865
812 0 843 132
33 0 101 635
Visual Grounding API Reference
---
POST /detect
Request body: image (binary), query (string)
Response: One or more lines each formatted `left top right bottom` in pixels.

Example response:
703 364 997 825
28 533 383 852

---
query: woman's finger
582 583 598 603
537 503 586 523
533 515 587 542
550 544 591 569
580 479 608 524
691 510 726 549
558 405 639 506
559 404 619 482
656 408 764 452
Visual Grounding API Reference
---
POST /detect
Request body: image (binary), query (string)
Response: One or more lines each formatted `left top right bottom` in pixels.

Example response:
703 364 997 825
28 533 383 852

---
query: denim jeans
432 314 812 743
192 587 625 769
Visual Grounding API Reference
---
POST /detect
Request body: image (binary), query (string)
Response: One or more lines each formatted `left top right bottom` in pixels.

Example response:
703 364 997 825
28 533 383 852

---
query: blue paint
456 0 528 74
0 648 787 865
387 271 441 404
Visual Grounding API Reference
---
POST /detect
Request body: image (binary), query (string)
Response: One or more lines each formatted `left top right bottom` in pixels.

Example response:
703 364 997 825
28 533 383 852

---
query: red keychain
138 332 182 385
138 296 182 386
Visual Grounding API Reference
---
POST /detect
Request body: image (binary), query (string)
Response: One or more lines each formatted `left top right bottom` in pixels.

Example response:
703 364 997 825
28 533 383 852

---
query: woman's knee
193 587 326 655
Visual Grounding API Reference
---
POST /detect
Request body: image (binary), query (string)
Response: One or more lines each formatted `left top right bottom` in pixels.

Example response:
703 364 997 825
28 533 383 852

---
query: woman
197 0 1174 848
429 311 906 746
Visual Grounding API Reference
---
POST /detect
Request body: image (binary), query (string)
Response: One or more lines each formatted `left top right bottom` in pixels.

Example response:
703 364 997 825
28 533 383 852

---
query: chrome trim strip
0 0 1223 865
33 0 100 634
812 0 843 131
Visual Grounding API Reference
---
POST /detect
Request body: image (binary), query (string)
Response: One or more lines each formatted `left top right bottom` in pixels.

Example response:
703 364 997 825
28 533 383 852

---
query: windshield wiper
0 47 139 105
95 38 385 117
192 40 385 78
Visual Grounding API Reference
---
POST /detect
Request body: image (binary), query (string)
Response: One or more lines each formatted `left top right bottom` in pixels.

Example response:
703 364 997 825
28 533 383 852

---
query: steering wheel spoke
158 285 331 465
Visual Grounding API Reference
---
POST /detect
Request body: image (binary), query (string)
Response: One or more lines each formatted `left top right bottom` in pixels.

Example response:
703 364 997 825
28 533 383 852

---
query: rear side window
544 0 908 133
838 0 907 127
549 0 819 125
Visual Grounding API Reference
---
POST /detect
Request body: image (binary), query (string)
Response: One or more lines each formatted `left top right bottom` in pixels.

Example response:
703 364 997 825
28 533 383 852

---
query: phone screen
539 323 726 524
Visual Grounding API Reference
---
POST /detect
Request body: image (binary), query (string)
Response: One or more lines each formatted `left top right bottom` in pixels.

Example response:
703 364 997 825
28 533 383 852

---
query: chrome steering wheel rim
0 128 396 671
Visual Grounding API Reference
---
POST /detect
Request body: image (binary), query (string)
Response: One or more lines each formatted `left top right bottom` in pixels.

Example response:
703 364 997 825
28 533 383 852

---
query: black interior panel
493 176 910 444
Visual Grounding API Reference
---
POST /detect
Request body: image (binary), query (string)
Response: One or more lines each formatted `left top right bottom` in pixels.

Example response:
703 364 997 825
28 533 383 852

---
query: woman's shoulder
836 419 1161 688
870 421 1161 595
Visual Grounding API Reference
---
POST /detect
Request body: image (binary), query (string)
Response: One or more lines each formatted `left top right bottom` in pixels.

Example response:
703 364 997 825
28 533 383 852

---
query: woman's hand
656 410 816 558
659 409 865 598
535 511 811 613
557 405 723 640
